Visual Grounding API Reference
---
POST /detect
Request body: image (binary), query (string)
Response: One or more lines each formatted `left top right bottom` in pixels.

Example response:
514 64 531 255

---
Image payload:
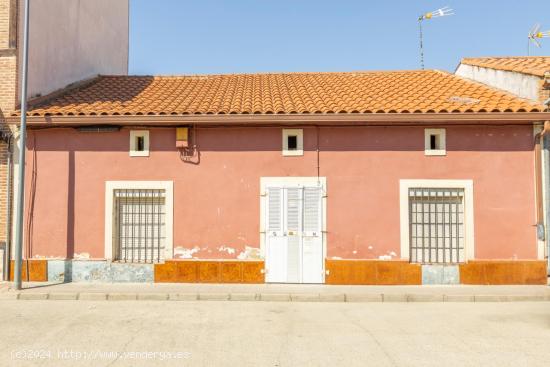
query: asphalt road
0 300 549 367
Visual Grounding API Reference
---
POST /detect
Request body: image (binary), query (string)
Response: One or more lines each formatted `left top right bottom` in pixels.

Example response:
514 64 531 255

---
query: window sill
282 150 304 156
424 150 446 156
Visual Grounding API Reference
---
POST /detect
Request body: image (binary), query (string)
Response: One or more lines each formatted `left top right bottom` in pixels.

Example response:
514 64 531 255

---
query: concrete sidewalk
1 281 550 302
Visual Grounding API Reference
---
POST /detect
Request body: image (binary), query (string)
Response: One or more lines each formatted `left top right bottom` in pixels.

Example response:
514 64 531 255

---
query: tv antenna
528 24 550 55
418 6 454 69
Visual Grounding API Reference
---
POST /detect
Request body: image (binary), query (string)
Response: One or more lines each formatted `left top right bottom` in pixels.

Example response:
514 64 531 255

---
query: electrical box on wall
176 127 189 148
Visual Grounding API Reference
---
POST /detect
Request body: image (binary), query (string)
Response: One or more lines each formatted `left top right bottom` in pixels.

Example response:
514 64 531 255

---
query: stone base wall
48 260 154 283
10 259 548 285
326 259 547 285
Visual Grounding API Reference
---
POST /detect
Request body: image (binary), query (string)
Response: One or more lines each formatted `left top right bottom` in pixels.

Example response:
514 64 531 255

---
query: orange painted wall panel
155 261 264 283
9 260 47 282
325 260 422 285
459 261 546 285
220 262 243 283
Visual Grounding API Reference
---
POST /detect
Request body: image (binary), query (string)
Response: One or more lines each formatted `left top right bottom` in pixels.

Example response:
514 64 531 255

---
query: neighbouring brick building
0 0 129 280
0 0 18 255
5 67 550 285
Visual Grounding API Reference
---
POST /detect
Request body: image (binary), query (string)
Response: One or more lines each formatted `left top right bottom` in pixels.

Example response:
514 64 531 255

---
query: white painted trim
424 128 446 156
282 129 304 156
104 181 174 261
129 130 150 157
534 124 546 260
260 177 327 280
399 179 475 262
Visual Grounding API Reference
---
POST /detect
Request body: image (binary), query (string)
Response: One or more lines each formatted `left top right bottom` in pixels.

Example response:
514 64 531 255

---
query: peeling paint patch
218 245 236 255
34 255 66 260
378 251 398 261
237 246 261 260
74 252 91 260
174 246 200 259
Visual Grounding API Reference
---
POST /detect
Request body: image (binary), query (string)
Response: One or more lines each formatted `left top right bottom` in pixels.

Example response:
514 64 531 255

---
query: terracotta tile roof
22 70 543 118
461 57 550 77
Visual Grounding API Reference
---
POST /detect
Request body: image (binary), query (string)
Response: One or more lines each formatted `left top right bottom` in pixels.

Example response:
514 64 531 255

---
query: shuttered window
409 188 465 264
286 188 302 233
114 189 166 263
303 187 321 233
268 188 282 231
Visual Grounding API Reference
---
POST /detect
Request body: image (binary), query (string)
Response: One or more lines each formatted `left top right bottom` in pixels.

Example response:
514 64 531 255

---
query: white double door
265 185 324 284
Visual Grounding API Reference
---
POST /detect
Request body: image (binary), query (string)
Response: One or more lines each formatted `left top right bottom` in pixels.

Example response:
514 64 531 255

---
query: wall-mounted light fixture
176 127 189 148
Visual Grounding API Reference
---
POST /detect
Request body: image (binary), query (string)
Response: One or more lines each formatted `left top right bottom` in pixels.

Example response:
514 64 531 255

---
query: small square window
287 135 298 150
282 129 303 156
424 128 446 156
136 136 145 151
130 130 150 157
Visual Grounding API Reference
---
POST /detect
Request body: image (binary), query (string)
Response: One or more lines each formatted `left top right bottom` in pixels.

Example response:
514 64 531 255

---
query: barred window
113 189 166 263
409 188 465 264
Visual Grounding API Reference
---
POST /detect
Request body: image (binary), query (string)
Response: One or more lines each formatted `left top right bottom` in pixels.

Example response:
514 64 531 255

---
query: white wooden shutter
285 187 302 233
285 187 302 283
302 187 323 283
266 187 286 282
268 188 282 232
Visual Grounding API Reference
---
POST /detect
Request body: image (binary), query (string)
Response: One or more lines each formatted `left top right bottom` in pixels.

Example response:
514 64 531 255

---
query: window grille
409 188 465 264
113 189 166 263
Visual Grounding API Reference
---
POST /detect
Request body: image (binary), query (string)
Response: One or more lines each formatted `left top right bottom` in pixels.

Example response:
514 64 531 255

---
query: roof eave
6 112 550 127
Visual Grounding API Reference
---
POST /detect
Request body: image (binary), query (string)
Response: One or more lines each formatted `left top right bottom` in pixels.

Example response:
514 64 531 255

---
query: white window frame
399 179 474 262
130 130 150 157
105 181 174 261
260 177 327 262
424 128 446 156
534 124 546 260
282 129 304 156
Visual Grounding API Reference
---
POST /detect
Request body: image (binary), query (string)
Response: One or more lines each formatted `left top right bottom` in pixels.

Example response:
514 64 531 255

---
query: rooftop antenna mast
528 23 550 55
418 6 454 70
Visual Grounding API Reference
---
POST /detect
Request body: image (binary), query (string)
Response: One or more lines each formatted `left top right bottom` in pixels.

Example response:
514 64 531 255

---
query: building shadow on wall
25 134 37 272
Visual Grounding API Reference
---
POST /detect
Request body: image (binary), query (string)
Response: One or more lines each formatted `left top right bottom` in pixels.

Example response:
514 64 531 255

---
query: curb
6 292 550 303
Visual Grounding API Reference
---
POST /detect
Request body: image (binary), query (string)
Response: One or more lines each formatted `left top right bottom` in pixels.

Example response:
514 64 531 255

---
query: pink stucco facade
23 124 537 261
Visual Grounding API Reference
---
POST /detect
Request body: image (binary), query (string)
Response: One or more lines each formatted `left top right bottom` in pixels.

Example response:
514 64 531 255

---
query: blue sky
129 0 549 75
